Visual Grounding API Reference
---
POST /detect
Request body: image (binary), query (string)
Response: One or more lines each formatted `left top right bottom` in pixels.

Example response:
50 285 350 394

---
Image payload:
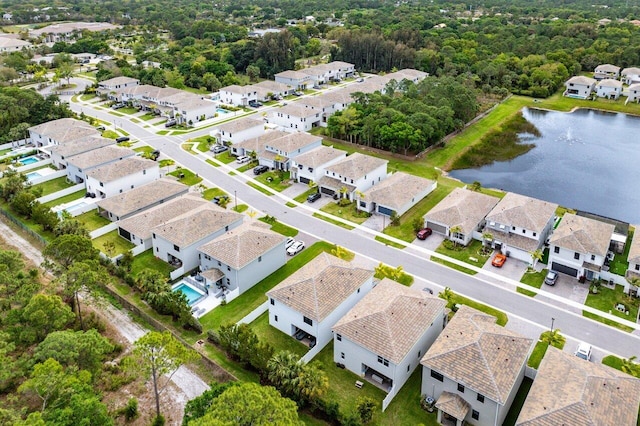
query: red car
416 228 433 240
491 253 507 267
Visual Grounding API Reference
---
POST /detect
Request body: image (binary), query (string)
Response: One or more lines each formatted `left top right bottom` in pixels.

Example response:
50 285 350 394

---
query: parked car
165 119 177 128
294 329 307 340
96 125 106 131
236 155 251 164
293 91 304 96
212 195 229 205
416 228 433 240
210 144 228 154
307 192 321 203
575 342 592 361
248 100 263 108
115 136 130 143
111 103 125 110
356 78 365 83
285 237 295 249
491 253 507 268
253 165 269 175
287 241 305 256
544 270 558 286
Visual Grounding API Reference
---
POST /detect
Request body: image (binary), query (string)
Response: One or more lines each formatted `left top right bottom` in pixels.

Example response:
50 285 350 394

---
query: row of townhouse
565 65 640 102
593 64 640 84
218 80 292 106
266 251 640 424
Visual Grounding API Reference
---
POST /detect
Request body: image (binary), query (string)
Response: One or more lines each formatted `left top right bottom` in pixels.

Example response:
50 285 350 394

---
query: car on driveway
287 241 305 256
544 270 558 286
210 144 228 154
236 155 251 164
491 253 507 267
285 237 295 249
164 119 177 127
253 165 269 175
307 192 321 203
575 342 592 361
111 103 125 110
416 228 433 240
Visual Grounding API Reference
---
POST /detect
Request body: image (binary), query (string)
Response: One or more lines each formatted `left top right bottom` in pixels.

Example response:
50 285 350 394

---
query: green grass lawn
254 171 292 192
31 176 74 196
527 341 549 368
249 312 308 357
133 145 155 154
199 241 334 331
320 201 370 225
432 240 490 275
502 378 533 426
139 113 157 121
159 159 175 168
233 204 248 213
0 200 56 242
119 107 138 114
202 187 227 201
609 229 633 276
237 160 259 173
130 249 176 278
213 151 235 164
518 268 547 297
247 181 274 196
42 190 86 208
258 217 299 237
294 187 318 203
73 210 110 232
312 212 355 230
168 168 203 186
446 291 509 326
92 230 135 256
381 368 438 425
583 284 639 332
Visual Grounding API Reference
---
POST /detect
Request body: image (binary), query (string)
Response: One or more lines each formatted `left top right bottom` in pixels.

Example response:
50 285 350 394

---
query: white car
285 237 295 249
575 342 592 361
286 241 305 256
236 155 251 164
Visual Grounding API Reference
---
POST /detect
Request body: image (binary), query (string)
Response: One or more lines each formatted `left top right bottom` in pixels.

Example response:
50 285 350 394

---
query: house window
472 410 479 420
554 246 560 254
360 201 366 208
258 256 262 262
341 352 345 359
226 278 230 285
270 298 274 305
336 334 342 341
303 316 313 326
173 244 180 252
225 226 229 231
458 383 465 393
357 288 360 293
522 229 526 234
274 315 278 322
430 370 443 382
512 226 516 230
152 233 156 239
155 247 158 252
533 232 537 237
574 252 580 260
477 394 485 403
143 170 146 175
218 261 221 266
407 365 410 372
591 254 596 261
636 264 640 271
377 356 389 367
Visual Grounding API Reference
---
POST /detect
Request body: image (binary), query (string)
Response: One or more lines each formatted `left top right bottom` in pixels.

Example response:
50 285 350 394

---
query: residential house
299 66 327 86
596 79 623 99
117 195 209 248
384 68 429 84
290 145 347 185
167 94 216 125
298 94 341 126
269 104 322 132
274 70 312 90
621 67 640 85
516 347 640 426
626 229 640 295
333 279 447 403
96 76 140 98
259 131 322 170
548 213 615 280
219 85 258 106
484 193 558 263
30 22 118 43
627 83 640 104
253 80 292 98
323 61 356 80
29 118 99 147
594 63 621 80
0 37 31 52
357 172 436 217
424 188 500 246
421 306 533 426
151 204 243 272
210 116 264 146
564 76 597 99
267 253 374 350
319 153 388 200
199 222 286 301
85 157 159 199
65 145 136 184
96 178 189 222
46 135 114 169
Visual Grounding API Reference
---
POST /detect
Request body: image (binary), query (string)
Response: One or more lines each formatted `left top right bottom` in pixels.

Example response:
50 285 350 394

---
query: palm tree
267 351 303 397
331 245 349 260
297 363 329 402
530 249 543 267
450 225 463 247
621 356 640 378
540 329 565 349
482 231 493 248
439 287 454 306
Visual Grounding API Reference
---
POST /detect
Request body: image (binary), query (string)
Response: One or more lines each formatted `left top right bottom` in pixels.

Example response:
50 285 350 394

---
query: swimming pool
19 156 39 165
26 171 42 181
173 282 205 306
216 108 230 115
65 201 88 214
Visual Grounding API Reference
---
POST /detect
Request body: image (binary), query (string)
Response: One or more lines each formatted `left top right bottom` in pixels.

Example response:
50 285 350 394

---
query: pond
450 107 640 224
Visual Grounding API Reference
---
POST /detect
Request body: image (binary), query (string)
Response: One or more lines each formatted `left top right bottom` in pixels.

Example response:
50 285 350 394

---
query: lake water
449 107 640 224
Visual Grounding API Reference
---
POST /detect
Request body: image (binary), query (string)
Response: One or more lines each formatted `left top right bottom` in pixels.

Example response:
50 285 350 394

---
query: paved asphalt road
68 100 640 360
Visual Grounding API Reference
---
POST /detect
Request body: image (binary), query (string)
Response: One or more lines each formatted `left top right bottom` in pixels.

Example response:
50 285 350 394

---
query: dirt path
0 220 45 266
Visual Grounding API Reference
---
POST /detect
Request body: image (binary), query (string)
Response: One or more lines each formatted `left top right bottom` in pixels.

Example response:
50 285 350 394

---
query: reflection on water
450 107 640 223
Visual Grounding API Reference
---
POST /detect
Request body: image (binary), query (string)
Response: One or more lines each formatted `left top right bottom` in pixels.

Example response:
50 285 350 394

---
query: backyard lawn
518 268 547 297
527 341 549 368
31 176 74 196
249 312 308 357
583 284 639 332
130 249 176 278
432 240 490 275
92 230 135 256
42 190 86 208
73 210 110 232
168 168 203 186
608 229 633 276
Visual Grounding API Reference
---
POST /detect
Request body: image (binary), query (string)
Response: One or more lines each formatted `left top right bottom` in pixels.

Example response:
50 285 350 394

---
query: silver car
544 271 558 286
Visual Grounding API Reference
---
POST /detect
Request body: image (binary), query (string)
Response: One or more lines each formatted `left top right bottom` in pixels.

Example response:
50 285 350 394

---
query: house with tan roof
421 305 533 426
626 83 640 104
29 118 99 147
594 63 621 80
198 222 286 300
152 204 243 273
219 84 258 106
298 93 343 126
85 157 159 200
30 22 118 43
596 78 623 99
96 178 189 222
564 76 597 99
626 228 640 294
357 172 436 217
319 153 388 201
252 80 292 98
65 145 136 184
210 116 265 145
548 213 615 280
267 253 374 351
384 68 429 84
0 37 31 52
97 76 140 98
424 188 500 246
290 145 347 185
45 135 115 169
334 279 446 407
622 67 640 85
275 70 313 90
484 192 558 263
516 346 640 426
268 104 323 132
260 131 322 170
117 195 209 248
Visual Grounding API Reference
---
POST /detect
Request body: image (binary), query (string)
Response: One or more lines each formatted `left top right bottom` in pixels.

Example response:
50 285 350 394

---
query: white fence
37 183 85 204
237 300 269 325
29 169 67 186
300 341 325 364
170 266 186 281
382 385 399 412
90 222 118 239
525 366 538 380
15 158 52 173
0 139 27 151
130 244 148 257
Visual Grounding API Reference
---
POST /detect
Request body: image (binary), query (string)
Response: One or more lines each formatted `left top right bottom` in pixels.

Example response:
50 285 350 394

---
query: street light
234 190 237 210
551 317 555 332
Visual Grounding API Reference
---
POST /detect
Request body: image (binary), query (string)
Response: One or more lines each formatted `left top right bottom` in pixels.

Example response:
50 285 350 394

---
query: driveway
534 273 589 313
412 233 445 252
481 254 529 283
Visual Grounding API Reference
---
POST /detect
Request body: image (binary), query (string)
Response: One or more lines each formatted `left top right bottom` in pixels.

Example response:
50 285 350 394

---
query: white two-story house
596 79 623 99
484 192 558 263
593 63 621 80
267 253 374 350
274 70 312 90
319 153 388 200
357 172 436 217
548 213 615 281
65 145 136 184
46 135 114 169
627 83 640 104
421 306 533 426
29 118 99 147
198 222 286 300
622 67 640 85
259 131 322 170
269 104 322 132
85 157 159 199
333 279 446 408
564 76 597 99
210 116 264 146
219 85 258 106
290 145 347 185
96 76 140 98
626 230 640 295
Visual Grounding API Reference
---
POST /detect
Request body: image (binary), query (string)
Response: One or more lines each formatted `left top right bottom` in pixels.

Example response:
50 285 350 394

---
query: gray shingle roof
265 132 321 154
292 145 345 168
99 76 139 87
47 136 114 158
95 178 189 218
486 192 557 234
622 67 640 75
435 392 470 420
595 64 620 73
275 70 311 80
425 188 500 235
333 278 446 364
29 118 99 144
274 103 321 118
421 305 533 404
550 213 615 257
67 145 135 169
516 347 640 426
361 172 434 210
86 157 157 183
597 78 623 88
214 116 263 134
628 227 640 264
566 76 597 86
198 222 285 269
325 153 387 181
267 252 373 322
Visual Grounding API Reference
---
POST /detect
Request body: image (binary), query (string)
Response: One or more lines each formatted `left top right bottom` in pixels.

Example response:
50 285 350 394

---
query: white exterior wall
29 130 55 147
275 76 309 90
220 89 257 106
548 245 606 279
118 228 152 249
596 85 622 99
628 88 640 103
85 165 159 199
270 111 321 132
292 154 347 183
564 82 594 99
219 125 264 145
66 153 135 184
179 104 216 125
326 162 388 198
487 216 554 263
623 72 640 85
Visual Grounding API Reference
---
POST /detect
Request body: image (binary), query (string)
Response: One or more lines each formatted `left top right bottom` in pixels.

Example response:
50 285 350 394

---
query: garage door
320 187 335 196
426 221 447 235
551 262 578 277
377 205 394 216
299 176 310 184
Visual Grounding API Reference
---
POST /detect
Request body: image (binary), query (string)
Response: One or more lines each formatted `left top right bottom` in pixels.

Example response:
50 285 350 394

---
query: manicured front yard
518 268 547 297
320 201 370 225
130 249 176 278
73 210 111 231
249 312 308 357
527 341 549 368
258 217 299 237
583 284 639 332
31 176 74 196
445 291 509 326
92 230 135 256
432 240 490 275
168 168 203 186
202 187 227 201
254 171 292 192
42 190 86 208
133 145 155 154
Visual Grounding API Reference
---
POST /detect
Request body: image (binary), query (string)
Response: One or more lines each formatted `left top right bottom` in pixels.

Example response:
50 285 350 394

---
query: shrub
124 398 138 421
151 414 165 426
207 329 220 344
